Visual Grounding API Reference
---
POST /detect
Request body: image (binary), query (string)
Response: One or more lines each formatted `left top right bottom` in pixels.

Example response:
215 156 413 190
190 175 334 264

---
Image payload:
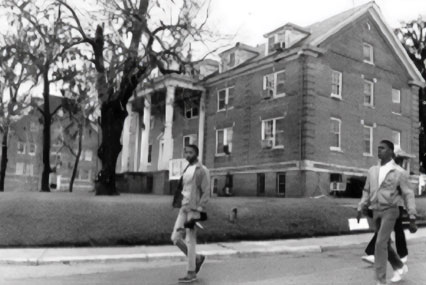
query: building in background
2 96 99 192
118 2 424 197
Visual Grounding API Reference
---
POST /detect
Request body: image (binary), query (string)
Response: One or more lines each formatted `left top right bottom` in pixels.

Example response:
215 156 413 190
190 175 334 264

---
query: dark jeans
365 206 408 258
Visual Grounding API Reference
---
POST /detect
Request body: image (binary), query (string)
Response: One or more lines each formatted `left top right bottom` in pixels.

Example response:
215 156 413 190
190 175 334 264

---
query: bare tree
3 0 85 191
59 63 99 192
0 34 33 191
59 0 217 195
395 17 426 169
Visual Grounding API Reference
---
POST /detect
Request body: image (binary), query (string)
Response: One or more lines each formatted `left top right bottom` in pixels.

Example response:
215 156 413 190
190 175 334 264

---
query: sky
205 0 426 48
1 0 425 98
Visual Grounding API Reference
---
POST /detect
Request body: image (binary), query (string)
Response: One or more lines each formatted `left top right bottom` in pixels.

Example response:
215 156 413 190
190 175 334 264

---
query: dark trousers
365 206 408 258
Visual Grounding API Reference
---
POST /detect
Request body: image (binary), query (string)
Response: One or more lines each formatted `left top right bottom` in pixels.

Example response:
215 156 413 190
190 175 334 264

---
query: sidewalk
1 228 425 266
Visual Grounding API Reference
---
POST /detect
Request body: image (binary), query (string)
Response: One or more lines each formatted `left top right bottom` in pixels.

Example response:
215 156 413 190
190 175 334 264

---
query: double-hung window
216 128 233 155
363 80 374 106
261 117 285 148
331 70 342 99
263 70 285 98
217 87 234 111
330 118 341 151
363 125 373 156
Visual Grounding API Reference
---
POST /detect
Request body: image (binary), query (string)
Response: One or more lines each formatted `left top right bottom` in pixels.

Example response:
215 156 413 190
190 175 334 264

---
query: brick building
117 2 425 197
1 96 99 191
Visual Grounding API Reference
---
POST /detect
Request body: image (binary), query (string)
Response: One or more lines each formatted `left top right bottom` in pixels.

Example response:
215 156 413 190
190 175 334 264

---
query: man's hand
357 211 362 223
409 218 418 234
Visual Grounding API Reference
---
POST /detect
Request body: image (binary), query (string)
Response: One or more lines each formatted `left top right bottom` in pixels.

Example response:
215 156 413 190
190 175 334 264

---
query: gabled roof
219 42 260 56
264 22 310 38
206 1 425 86
301 1 424 86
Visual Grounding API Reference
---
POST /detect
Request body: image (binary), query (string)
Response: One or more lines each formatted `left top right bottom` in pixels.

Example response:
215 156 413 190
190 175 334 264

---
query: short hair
380 140 394 151
185 144 199 156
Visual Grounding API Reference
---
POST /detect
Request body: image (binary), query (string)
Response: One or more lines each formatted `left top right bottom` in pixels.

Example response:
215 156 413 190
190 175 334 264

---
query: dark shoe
178 272 197 283
195 255 206 274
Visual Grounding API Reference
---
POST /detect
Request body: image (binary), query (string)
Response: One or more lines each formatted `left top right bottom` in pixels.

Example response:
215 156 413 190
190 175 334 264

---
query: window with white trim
363 43 374 64
261 117 285 148
150 116 155 130
147 144 152 164
184 102 199 119
17 141 26 154
363 125 373 156
330 118 341 151
28 143 36 156
217 87 234 111
263 70 286 98
392 130 401 149
229 52 235 67
363 80 374 106
25 164 34 176
331 70 342 99
77 169 91 181
216 127 233 155
84 150 93 161
183 134 198 156
30 122 38 132
392 89 401 114
15 162 25 175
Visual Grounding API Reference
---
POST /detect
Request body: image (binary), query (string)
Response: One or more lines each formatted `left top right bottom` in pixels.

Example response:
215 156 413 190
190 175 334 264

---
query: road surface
2 240 426 284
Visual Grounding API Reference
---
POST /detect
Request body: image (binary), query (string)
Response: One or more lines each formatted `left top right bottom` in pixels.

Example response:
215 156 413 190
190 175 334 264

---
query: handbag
172 164 190 208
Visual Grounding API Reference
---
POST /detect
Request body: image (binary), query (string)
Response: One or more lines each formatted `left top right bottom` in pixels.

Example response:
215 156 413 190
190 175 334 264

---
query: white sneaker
362 255 375 264
391 264 408 283
400 256 408 264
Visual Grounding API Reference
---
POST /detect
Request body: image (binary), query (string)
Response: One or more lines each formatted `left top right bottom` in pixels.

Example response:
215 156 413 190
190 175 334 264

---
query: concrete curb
1 228 425 266
0 245 322 266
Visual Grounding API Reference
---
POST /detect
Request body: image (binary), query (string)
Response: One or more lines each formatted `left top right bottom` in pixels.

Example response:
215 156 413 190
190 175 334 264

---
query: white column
133 112 140 172
139 95 151 171
121 103 132 172
161 85 175 170
198 91 206 163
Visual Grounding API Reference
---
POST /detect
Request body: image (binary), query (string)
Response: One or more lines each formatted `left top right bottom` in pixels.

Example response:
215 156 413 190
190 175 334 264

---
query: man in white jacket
357 140 417 285
171 144 210 283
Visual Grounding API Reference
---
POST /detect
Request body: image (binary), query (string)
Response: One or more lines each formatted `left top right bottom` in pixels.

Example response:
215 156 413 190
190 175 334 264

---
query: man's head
378 140 394 161
184 144 199 163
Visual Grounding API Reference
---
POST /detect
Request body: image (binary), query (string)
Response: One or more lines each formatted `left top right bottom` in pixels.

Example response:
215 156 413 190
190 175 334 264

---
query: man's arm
195 167 210 212
357 173 371 213
399 171 417 218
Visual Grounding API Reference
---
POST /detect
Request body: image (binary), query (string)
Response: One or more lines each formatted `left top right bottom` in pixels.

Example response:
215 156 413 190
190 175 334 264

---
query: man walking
171 144 210 283
357 140 417 285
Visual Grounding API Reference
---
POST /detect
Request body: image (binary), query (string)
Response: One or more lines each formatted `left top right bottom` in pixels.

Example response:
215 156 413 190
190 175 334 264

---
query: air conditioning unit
274 42 285 51
261 139 274 149
330 182 346 191
223 145 231 155
262 89 273 99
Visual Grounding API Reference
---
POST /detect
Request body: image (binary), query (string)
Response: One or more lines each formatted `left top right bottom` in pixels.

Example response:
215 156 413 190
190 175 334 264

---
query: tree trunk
69 125 83 192
0 127 9 192
40 69 52 192
95 99 127 195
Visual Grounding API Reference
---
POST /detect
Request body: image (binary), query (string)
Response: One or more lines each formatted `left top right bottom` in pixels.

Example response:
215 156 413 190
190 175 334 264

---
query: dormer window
264 24 309 55
229 52 235 67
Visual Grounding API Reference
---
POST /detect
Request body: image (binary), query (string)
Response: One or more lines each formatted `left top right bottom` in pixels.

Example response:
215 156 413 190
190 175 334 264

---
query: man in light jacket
357 140 417 285
171 144 210 283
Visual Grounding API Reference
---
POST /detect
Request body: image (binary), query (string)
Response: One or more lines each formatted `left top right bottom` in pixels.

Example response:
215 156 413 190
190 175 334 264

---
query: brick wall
304 14 419 173
204 57 302 172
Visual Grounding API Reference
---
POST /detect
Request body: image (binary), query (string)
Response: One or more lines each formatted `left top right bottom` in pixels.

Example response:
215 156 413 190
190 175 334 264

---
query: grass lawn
0 192 425 247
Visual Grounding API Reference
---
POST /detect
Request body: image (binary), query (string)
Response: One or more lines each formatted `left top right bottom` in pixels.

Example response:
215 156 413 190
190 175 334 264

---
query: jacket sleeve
195 167 210 211
399 171 417 217
357 172 370 212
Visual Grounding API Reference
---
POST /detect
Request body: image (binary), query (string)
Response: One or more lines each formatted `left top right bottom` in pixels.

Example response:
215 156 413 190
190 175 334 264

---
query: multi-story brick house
118 2 425 197
1 95 99 191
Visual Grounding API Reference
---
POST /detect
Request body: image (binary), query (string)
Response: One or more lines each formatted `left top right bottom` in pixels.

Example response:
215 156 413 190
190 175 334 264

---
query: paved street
2 240 426 285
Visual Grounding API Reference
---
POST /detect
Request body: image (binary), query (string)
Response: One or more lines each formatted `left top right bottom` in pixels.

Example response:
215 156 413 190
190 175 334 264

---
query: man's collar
380 159 395 167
